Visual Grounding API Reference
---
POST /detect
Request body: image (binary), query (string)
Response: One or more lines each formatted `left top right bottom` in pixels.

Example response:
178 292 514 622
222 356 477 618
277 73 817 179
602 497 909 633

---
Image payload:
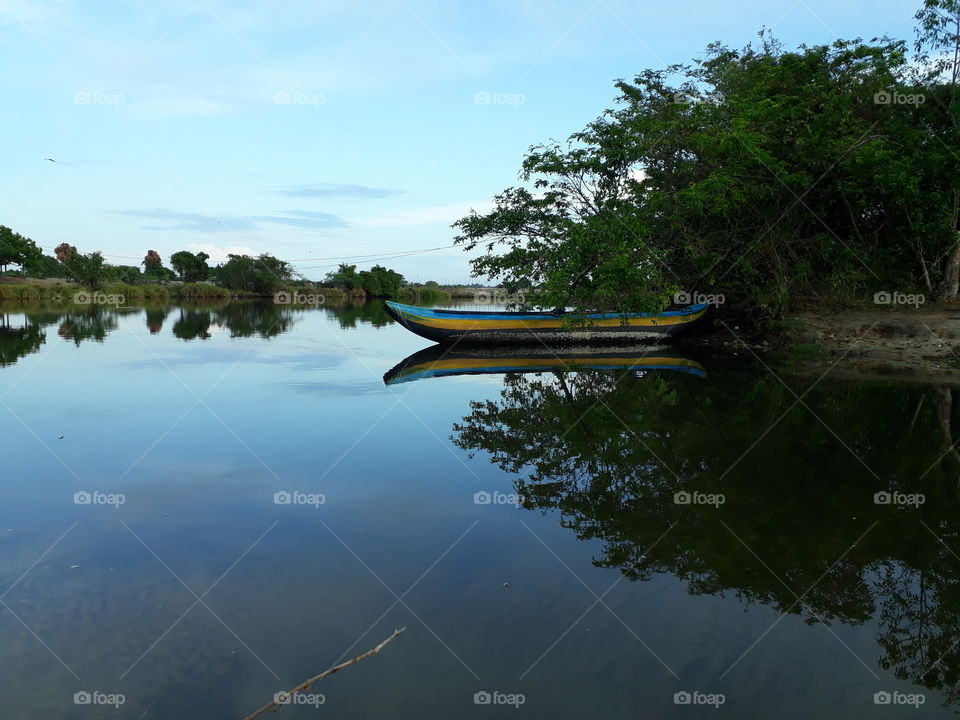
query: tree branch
244 627 407 720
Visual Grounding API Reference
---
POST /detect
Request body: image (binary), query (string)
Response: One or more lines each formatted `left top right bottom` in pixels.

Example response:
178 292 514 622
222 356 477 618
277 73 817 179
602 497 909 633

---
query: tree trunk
937 234 960 302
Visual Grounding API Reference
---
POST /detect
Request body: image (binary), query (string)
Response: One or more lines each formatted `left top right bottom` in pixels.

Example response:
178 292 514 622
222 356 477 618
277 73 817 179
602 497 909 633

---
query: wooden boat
383 301 709 344
383 345 706 385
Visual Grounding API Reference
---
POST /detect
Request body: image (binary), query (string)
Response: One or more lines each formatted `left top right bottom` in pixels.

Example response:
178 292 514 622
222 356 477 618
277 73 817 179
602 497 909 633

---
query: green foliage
0 284 43 301
64 251 109 290
324 263 405 296
324 263 361 290
172 283 230 299
104 265 142 284
212 253 293 294
358 264 404 297
21 253 62 279
0 226 42 273
101 283 169 302
170 250 211 282
398 286 447 303
456 21 960 317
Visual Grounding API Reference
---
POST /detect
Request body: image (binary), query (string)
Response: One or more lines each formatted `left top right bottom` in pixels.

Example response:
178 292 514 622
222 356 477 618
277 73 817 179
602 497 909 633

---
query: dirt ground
790 305 960 386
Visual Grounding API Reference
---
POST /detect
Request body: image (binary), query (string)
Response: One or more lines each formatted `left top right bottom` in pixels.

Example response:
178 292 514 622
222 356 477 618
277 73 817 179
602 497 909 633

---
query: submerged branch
244 627 408 720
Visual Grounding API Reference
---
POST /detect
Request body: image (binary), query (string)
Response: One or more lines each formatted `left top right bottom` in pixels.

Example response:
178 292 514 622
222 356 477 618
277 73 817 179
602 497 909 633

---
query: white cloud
186 242 258 262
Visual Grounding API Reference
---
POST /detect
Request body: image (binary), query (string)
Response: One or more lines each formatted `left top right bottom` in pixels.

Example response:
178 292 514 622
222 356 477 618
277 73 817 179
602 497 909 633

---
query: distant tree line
0 233 426 297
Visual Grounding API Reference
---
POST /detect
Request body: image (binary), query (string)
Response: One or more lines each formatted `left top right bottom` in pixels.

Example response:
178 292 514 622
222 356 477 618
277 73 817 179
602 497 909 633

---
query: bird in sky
44 158 56 162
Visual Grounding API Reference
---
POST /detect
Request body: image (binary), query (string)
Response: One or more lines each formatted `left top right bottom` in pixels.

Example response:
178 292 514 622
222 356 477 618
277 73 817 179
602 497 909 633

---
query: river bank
681 304 960 386
0 277 481 304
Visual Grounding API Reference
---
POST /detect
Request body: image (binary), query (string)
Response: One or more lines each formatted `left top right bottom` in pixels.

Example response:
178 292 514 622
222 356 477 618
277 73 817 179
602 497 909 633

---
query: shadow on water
447 363 960 705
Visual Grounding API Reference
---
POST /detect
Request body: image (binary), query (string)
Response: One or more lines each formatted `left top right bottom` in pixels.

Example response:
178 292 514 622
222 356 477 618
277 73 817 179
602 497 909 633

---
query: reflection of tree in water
322 300 392 329
0 302 302 349
171 303 299 341
145 307 170 335
0 315 46 366
876 558 960 706
211 302 296 338
173 308 212 340
452 370 960 701
56 307 118 346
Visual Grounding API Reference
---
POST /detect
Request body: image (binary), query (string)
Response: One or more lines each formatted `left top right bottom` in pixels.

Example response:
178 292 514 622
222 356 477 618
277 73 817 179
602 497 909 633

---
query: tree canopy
0 226 41 273
212 253 293 294
456 5 960 317
170 250 211 282
325 263 405 297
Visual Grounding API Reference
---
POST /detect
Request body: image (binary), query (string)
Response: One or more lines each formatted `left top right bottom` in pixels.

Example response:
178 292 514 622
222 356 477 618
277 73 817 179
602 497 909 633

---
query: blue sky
0 0 915 283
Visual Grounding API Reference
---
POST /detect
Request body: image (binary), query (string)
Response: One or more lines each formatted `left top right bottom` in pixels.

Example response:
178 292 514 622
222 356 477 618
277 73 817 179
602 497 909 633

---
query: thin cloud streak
113 208 346 232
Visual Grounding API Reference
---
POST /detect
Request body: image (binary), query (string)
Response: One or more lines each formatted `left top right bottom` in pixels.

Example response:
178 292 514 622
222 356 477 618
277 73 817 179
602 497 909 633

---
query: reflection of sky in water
0 303 954 718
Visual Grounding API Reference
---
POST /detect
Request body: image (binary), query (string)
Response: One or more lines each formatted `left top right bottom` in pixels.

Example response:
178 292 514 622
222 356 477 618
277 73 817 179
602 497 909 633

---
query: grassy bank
1 281 235 303
0 279 486 305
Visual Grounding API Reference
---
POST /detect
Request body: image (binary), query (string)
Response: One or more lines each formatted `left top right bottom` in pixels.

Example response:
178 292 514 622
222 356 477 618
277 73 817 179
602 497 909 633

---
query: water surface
1 299 957 718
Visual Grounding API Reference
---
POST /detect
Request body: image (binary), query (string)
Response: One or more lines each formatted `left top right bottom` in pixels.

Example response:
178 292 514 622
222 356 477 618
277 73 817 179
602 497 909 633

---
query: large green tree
914 0 960 299
358 264 404 297
456 13 960 317
0 226 41 273
324 263 361 290
170 250 210 282
64 251 108 289
212 253 292 294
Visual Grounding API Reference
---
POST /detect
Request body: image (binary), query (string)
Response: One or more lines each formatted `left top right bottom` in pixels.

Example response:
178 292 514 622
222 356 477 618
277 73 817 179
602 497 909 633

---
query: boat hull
383 301 710 344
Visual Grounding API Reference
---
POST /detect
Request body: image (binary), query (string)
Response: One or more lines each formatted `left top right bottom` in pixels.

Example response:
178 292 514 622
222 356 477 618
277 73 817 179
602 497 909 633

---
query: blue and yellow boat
383 346 706 385
383 301 710 344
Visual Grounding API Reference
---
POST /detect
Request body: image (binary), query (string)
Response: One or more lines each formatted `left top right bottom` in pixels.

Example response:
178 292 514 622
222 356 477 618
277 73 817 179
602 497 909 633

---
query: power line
296 244 460 270
33 243 459 265
285 243 457 262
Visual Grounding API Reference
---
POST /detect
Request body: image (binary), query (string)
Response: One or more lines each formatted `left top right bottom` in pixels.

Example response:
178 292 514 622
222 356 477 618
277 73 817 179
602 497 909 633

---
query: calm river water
0 299 958 718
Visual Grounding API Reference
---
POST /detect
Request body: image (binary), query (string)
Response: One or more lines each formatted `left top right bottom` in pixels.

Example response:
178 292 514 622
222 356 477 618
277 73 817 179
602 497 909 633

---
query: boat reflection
382 344 707 385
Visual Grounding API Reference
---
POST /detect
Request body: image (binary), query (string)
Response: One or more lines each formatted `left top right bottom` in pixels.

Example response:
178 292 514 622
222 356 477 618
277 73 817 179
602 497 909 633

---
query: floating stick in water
244 627 408 720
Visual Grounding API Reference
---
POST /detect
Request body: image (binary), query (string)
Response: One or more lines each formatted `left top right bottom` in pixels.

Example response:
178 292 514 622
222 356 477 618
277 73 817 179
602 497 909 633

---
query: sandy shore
785 306 960 385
